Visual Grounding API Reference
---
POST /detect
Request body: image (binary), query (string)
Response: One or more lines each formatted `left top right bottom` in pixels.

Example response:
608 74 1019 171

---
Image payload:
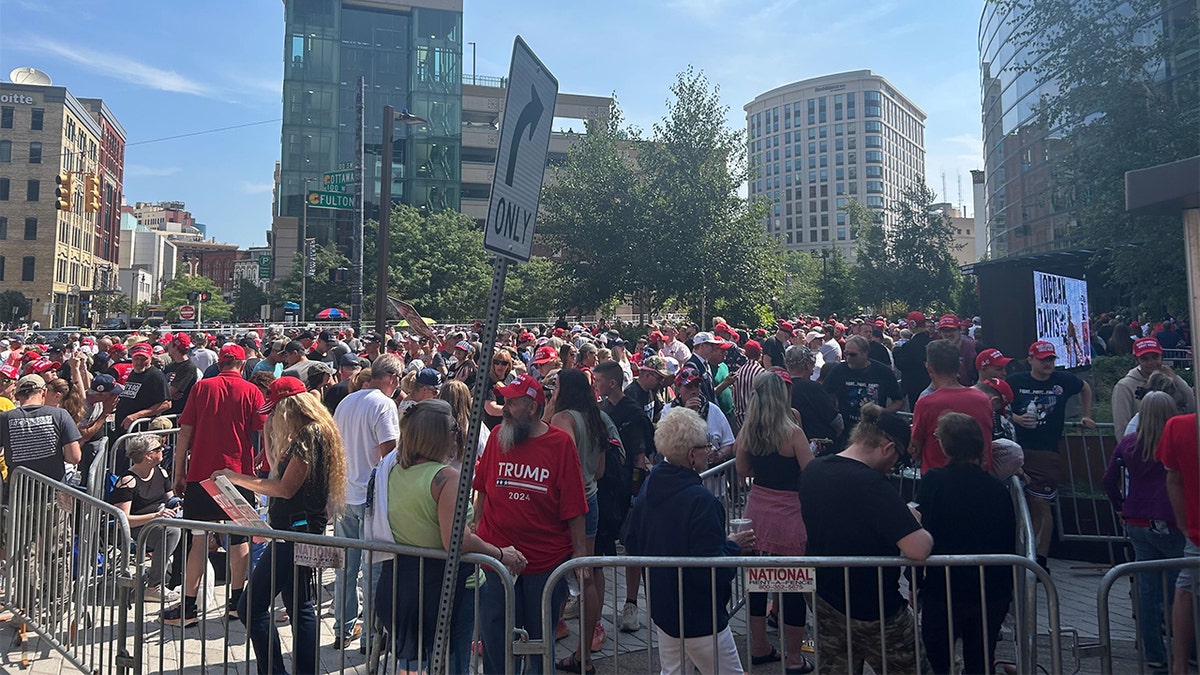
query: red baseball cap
983 377 1014 406
130 343 153 358
778 321 795 332
1028 340 1057 359
937 314 959 330
743 340 762 358
0 364 18 380
713 323 733 336
975 348 1012 371
219 344 246 361
531 345 558 365
675 366 703 388
172 333 193 350
649 330 664 343
1133 337 1163 357
495 373 545 406
259 376 307 414
28 359 60 374
768 366 792 385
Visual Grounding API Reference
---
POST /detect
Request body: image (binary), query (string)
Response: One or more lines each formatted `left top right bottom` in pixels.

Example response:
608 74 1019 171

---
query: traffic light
199 292 211 302
84 173 101 213
187 291 199 303
55 172 73 211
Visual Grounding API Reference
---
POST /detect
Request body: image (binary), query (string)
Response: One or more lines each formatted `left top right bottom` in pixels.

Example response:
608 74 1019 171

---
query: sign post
430 36 558 675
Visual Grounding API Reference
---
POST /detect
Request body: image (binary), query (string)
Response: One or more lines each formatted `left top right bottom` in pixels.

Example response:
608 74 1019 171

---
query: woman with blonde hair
1103 390 1186 669
45 377 85 426
372 399 526 672
213 376 346 675
735 370 815 673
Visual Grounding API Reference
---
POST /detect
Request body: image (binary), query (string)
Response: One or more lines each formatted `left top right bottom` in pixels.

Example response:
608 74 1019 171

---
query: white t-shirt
334 388 400 505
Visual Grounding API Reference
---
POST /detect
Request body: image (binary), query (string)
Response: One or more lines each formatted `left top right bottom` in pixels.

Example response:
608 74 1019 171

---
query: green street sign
339 161 354 170
307 190 355 210
323 169 356 188
257 254 272 280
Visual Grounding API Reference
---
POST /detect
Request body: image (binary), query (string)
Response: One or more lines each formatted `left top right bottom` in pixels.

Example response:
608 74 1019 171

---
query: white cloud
240 181 274 195
17 37 213 97
125 165 181 177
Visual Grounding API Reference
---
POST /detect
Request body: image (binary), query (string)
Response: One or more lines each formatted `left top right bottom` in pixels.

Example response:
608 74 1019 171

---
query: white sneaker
562 595 580 620
619 603 640 632
144 586 181 604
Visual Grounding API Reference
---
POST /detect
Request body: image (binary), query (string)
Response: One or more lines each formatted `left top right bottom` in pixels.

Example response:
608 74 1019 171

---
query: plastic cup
729 518 753 534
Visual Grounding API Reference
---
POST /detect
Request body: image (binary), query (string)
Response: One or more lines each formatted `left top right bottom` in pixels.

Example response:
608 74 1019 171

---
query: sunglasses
494 361 512 366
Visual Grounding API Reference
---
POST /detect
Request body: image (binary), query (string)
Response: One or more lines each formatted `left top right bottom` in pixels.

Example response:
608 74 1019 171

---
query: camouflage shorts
815 593 930 674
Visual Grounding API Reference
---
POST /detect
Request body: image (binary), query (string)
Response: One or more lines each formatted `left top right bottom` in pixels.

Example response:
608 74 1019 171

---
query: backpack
596 411 633 538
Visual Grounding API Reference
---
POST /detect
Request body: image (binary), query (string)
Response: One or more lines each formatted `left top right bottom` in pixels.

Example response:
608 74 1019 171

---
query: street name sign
307 190 354 210
483 36 558 263
323 170 355 188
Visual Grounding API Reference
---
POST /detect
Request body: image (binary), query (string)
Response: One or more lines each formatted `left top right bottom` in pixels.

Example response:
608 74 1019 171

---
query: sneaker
161 604 199 628
332 623 363 649
144 586 181 604
590 622 606 653
619 603 640 632
563 594 580 619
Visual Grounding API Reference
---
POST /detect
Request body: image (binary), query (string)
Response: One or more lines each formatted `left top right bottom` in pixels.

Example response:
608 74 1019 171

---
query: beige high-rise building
930 202 979 266
745 70 927 257
1 80 116 327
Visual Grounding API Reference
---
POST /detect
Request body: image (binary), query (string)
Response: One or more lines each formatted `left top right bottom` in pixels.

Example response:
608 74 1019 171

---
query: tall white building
119 211 177 297
745 70 926 256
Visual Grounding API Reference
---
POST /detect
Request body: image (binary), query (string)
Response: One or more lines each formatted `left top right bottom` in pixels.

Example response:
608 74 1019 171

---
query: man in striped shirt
729 340 764 428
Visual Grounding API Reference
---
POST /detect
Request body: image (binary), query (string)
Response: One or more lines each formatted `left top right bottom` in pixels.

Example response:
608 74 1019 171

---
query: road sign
178 305 196 321
257 254 272 280
322 170 355 188
307 190 355 210
304 238 317 277
339 161 354 170
483 36 558 263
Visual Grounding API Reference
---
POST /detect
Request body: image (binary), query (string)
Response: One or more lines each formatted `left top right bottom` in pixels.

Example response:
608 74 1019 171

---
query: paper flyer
200 476 273 542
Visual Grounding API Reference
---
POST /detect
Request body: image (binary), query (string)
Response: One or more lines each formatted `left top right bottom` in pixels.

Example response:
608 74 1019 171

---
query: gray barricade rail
541 554 1062 675
1057 422 1125 546
130 518 516 675
92 428 182 501
4 467 135 674
1097 556 1200 675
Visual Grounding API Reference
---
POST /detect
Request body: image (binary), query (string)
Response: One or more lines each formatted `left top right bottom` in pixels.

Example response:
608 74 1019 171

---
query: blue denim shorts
584 492 598 538
1177 539 1200 592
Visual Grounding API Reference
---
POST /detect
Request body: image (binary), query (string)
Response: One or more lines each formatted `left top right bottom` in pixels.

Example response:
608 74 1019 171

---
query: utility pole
376 106 427 335
351 75 364 335
301 177 314 323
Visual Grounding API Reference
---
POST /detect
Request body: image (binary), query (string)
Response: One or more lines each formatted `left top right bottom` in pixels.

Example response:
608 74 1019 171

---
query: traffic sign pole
431 36 557 675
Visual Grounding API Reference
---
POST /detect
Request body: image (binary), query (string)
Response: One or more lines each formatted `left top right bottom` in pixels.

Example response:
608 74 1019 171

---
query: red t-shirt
912 386 994 474
179 370 265 481
473 424 588 574
1156 413 1199 545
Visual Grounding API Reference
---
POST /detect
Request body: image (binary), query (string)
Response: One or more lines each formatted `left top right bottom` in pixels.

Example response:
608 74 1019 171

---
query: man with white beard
471 372 589 675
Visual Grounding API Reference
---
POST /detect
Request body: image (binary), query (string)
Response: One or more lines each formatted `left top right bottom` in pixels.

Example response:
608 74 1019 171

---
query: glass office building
745 70 926 257
279 0 462 250
978 0 1197 258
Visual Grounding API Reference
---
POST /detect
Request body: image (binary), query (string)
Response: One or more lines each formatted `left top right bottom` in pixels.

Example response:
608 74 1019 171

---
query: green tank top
387 461 450 548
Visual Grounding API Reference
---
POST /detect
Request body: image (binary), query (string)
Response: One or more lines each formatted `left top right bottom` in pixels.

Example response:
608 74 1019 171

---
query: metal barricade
4 467 136 674
1097 556 1200 675
1056 422 1125 544
97 428 181 499
539 554 1062 675
698 458 748 524
129 518 516 675
1161 347 1192 370
126 415 177 434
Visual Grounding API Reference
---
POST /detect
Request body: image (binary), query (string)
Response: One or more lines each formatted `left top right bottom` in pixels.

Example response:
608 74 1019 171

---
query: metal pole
1183 208 1200 466
301 178 309 323
469 41 476 85
376 106 394 336
352 76 365 336
431 254 508 674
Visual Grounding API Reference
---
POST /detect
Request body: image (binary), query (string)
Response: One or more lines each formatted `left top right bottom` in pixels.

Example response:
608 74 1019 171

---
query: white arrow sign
483 36 559 263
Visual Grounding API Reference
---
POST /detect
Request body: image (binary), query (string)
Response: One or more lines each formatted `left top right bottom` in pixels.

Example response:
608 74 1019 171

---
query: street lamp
811 249 830 318
301 176 316 323
377 106 428 334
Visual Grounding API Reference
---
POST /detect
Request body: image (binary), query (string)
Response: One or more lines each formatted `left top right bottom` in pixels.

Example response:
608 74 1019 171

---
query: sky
0 0 986 250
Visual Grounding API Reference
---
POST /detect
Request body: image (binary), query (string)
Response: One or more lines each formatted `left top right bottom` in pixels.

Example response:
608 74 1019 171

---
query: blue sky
1 0 984 249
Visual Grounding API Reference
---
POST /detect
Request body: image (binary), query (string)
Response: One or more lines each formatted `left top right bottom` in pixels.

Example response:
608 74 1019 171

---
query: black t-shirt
267 424 330 533
763 336 787 368
114 367 169 428
915 464 1015 604
163 360 199 416
823 361 903 438
623 381 662 425
323 380 352 414
1005 370 1085 451
868 341 891 367
799 455 921 620
109 466 171 516
893 332 932 402
791 378 841 447
0 405 82 482
601 393 653 464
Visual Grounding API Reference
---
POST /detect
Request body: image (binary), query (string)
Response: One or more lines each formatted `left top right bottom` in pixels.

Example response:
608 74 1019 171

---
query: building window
30 108 44 131
28 141 42 164
0 178 9 201
23 217 36 240
0 107 12 129
26 179 39 202
0 256 4 281
0 216 6 239
21 256 34 282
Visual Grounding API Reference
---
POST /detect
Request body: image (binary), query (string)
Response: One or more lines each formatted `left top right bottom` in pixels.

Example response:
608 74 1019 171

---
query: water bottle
1025 401 1037 422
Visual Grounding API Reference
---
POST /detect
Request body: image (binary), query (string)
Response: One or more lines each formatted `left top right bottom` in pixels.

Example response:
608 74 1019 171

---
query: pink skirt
743 484 806 556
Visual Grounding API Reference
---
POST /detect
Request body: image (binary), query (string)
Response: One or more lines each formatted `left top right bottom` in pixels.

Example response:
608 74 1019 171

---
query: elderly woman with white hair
625 406 755 675
108 434 182 603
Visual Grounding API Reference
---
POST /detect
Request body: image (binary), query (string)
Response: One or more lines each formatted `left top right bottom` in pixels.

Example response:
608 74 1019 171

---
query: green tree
271 244 352 322
363 205 492 322
539 99 651 315
91 292 130 320
886 184 961 313
161 275 232 321
503 258 567 321
639 67 784 326
0 290 30 326
232 279 269 322
847 198 893 313
820 248 858 318
995 0 1199 317
776 251 822 318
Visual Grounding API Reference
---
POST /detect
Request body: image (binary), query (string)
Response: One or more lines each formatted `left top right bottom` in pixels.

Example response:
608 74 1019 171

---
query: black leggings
749 591 808 627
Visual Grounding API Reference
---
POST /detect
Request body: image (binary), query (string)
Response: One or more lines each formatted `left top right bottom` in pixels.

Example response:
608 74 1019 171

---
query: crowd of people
0 308 1194 674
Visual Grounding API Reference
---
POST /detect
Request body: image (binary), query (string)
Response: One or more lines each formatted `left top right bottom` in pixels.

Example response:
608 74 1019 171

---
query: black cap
876 411 913 467
363 332 383 344
297 330 316 341
318 330 337 343
339 353 365 368
284 340 305 353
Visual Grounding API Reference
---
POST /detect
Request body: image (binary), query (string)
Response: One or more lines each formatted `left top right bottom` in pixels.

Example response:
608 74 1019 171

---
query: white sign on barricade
744 566 816 593
295 543 346 569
